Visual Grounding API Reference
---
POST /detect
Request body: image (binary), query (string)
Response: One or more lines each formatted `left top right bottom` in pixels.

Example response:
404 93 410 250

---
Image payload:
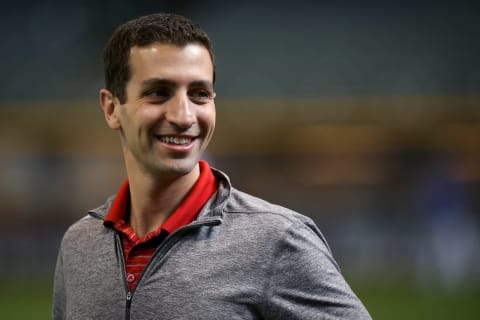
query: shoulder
59 213 108 253
61 195 115 244
64 214 100 234
211 168 323 241
225 188 314 224
222 188 330 247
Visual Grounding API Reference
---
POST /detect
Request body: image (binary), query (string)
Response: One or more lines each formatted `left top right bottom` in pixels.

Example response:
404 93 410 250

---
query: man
53 13 371 319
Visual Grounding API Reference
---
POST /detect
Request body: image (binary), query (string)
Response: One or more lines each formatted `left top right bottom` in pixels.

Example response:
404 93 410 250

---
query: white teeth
159 136 192 145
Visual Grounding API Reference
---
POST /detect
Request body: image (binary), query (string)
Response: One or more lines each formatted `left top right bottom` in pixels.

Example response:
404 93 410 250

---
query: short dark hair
103 13 215 104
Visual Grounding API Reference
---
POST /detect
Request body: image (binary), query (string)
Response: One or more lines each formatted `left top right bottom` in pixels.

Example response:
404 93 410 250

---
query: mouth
156 135 196 146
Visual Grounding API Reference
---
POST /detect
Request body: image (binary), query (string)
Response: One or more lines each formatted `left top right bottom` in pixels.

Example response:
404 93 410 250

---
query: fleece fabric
53 167 371 320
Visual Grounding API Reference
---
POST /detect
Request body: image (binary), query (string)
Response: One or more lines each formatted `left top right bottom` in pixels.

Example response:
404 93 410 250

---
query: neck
126 164 200 238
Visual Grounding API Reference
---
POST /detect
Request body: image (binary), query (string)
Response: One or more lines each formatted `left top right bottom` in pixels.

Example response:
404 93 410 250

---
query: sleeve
52 246 66 320
262 218 372 320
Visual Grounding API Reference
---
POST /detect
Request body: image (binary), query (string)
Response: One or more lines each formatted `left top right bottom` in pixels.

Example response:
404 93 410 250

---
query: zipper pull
125 291 133 319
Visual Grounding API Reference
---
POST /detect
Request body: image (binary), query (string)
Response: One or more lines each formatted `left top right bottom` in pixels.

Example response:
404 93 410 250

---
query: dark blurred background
1 0 479 318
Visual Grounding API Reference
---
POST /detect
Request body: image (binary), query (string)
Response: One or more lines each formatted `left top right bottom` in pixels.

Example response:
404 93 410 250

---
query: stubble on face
116 43 216 183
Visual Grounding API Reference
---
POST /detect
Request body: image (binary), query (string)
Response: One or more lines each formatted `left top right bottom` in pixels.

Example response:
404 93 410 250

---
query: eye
189 89 214 104
144 88 172 102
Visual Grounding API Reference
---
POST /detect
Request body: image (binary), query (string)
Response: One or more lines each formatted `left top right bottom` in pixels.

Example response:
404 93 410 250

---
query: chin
156 159 199 178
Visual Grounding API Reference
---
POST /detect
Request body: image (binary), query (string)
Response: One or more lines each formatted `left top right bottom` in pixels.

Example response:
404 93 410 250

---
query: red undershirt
104 160 218 292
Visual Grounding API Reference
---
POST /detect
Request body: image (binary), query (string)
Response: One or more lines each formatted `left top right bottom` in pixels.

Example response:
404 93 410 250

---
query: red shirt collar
104 160 218 235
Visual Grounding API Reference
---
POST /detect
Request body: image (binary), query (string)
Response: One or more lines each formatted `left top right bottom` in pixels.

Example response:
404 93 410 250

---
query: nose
165 91 195 129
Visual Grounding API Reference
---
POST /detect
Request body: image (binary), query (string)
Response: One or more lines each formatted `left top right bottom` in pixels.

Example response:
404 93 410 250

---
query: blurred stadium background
1 0 479 318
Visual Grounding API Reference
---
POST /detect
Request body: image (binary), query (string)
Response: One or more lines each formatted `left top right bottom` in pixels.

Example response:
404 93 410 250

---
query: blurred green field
1 278 53 320
351 278 480 319
1 277 479 319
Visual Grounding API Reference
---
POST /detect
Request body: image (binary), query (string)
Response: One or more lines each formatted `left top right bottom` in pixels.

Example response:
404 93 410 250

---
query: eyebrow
139 78 215 93
140 78 176 92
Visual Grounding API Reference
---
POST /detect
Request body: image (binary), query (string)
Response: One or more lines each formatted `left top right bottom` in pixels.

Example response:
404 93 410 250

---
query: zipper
115 218 221 319
125 291 132 320
114 232 134 320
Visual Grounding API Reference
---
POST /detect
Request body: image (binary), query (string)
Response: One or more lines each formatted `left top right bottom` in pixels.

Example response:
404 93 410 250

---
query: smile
158 136 194 145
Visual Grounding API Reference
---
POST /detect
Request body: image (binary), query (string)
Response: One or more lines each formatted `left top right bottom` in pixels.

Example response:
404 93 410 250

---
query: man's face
110 43 216 179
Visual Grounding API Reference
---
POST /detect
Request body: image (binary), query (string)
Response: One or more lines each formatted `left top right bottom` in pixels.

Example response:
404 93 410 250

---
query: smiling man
99 41 216 239
52 13 371 320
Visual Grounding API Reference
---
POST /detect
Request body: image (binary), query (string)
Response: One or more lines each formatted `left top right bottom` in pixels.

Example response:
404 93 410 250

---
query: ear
99 89 121 130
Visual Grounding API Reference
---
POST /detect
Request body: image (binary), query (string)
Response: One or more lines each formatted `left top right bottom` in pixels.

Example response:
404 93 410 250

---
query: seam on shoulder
223 208 313 229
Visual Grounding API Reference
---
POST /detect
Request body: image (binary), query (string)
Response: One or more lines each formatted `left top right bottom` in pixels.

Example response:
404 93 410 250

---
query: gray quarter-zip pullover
52 168 371 319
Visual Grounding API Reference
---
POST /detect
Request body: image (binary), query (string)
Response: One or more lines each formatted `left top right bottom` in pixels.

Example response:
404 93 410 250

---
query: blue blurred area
0 1 479 318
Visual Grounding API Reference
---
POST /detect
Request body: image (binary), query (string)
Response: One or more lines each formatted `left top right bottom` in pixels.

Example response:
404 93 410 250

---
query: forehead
128 42 214 83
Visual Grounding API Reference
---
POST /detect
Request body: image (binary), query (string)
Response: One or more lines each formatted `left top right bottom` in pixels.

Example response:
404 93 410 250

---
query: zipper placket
114 232 133 320
116 218 221 319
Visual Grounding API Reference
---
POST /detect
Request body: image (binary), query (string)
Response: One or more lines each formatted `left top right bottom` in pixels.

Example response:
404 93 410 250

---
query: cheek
136 106 164 127
118 105 163 140
199 107 216 132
